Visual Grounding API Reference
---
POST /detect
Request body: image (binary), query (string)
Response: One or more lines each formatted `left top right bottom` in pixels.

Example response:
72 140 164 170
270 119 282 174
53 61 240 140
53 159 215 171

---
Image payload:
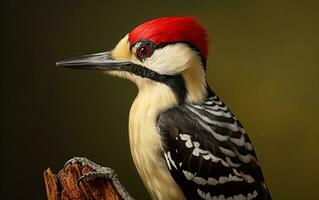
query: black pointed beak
56 51 133 70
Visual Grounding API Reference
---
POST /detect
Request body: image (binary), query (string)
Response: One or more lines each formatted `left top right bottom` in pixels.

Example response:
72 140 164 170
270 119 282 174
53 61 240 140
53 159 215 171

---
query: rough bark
43 163 122 200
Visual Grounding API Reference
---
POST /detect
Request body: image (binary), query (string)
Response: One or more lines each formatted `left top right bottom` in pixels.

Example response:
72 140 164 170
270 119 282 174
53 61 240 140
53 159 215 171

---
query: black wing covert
157 94 271 200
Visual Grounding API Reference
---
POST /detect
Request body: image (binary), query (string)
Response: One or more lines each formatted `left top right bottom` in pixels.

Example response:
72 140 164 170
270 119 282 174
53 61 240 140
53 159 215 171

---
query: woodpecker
57 16 271 200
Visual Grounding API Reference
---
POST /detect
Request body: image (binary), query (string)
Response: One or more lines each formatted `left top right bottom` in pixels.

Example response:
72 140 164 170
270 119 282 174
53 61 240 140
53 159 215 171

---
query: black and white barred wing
157 96 271 200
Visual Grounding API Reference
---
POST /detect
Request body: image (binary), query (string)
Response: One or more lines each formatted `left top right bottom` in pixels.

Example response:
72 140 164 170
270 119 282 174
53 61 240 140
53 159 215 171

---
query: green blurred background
1 1 319 199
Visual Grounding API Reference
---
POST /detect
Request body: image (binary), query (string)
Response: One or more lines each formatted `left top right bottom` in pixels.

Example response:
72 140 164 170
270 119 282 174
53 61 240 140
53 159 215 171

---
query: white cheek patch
140 43 199 75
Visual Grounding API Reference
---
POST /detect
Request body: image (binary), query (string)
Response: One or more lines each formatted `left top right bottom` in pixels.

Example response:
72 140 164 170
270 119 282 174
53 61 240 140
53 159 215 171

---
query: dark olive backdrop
1 1 319 199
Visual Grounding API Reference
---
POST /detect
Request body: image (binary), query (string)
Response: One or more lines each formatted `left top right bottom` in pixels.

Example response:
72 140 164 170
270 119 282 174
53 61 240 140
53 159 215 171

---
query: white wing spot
193 176 207 185
180 134 190 141
248 191 258 200
197 188 206 199
185 138 193 148
245 142 253 151
219 146 236 157
205 192 212 200
167 151 177 169
232 194 246 200
229 135 245 146
241 173 255 183
195 183 256 200
207 174 243 186
207 177 219 185
187 106 236 131
164 153 172 170
197 120 229 141
182 170 194 180
237 151 257 164
190 140 230 167
226 157 241 167
232 169 256 184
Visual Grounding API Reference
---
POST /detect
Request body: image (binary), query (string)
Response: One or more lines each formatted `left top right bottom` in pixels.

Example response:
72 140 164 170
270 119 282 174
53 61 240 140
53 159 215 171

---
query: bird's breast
128 83 185 200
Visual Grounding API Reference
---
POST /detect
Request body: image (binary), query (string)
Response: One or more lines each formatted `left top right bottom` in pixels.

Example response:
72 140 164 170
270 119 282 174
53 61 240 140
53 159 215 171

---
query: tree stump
43 163 122 200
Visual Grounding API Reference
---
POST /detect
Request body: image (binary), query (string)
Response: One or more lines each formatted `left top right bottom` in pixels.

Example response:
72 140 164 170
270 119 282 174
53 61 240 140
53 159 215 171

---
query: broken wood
43 163 122 200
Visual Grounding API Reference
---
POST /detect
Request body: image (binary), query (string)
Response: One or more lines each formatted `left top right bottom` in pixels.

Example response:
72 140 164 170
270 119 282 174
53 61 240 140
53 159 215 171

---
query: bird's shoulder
156 94 271 200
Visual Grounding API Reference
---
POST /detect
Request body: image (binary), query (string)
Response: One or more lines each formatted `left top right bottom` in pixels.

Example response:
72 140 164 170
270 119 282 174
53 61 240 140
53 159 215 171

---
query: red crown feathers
129 16 208 60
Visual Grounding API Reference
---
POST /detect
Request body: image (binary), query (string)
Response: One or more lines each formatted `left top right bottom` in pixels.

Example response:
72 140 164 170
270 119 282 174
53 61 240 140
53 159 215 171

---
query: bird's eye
136 45 152 59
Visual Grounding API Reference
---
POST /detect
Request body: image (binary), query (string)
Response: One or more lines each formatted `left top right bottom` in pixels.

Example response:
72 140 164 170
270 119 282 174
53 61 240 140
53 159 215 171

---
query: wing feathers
157 94 271 200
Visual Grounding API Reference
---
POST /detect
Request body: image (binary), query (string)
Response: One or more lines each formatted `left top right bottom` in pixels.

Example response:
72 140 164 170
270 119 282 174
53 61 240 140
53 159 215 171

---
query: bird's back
157 89 271 200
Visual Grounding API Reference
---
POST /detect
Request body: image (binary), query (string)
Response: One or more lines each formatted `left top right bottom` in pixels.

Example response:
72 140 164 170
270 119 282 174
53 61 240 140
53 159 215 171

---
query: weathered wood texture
44 163 122 200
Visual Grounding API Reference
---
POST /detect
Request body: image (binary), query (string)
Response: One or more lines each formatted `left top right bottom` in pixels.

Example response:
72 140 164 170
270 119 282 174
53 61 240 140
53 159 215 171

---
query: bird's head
57 16 209 103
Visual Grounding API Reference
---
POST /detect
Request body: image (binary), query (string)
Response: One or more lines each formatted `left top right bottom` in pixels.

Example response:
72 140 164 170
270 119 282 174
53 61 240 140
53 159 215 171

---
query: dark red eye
137 45 152 58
